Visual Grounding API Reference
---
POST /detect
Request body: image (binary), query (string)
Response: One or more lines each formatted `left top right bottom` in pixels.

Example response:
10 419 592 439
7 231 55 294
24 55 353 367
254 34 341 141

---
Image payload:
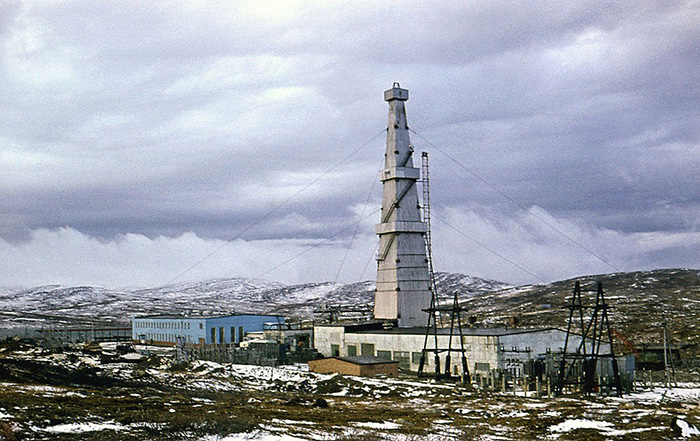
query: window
412 352 423 364
361 343 375 357
377 350 392 361
199 323 203 329
475 362 490 372
347 345 357 356
211 328 216 344
393 351 410 370
331 345 340 357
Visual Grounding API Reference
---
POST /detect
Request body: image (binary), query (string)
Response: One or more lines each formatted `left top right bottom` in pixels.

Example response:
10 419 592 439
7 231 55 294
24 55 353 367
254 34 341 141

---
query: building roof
133 313 284 320
314 321 386 332
351 326 563 336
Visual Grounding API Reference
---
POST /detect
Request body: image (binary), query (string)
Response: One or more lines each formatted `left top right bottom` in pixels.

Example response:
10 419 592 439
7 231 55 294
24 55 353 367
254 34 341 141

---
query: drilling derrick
373 83 432 328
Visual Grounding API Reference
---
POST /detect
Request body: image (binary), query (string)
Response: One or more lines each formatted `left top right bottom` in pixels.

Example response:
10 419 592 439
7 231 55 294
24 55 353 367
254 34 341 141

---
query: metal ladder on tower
417 152 470 383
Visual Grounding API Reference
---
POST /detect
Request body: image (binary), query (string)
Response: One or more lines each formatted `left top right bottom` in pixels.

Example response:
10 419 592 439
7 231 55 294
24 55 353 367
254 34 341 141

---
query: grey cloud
1 1 698 286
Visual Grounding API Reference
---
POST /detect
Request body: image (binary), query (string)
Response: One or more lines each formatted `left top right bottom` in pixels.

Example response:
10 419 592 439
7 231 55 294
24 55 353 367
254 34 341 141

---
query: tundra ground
0 343 698 440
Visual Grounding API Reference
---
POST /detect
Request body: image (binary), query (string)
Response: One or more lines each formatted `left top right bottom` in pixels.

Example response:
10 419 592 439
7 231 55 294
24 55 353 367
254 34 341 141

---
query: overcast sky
1 1 698 288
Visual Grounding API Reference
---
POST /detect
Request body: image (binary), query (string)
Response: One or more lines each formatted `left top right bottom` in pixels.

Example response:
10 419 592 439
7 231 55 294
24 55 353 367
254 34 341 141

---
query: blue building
131 314 285 346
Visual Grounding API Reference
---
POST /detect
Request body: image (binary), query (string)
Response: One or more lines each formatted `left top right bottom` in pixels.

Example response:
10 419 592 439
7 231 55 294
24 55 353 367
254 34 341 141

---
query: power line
334 172 378 283
359 242 379 281
410 129 621 273
164 129 387 286
254 208 381 281
432 213 547 283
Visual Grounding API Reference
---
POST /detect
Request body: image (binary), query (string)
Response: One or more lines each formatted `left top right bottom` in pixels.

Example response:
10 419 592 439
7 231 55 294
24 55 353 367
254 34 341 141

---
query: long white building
314 323 585 378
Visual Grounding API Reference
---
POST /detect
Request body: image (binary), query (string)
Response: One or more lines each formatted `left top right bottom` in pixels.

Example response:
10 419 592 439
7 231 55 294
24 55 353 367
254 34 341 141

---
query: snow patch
203 431 308 441
353 421 401 430
676 418 700 438
549 418 613 433
43 421 127 433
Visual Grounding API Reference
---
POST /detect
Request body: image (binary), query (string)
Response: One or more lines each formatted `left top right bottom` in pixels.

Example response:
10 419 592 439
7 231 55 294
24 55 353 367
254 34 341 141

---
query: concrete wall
344 331 425 368
499 329 573 354
315 326 501 376
345 331 499 376
314 325 346 356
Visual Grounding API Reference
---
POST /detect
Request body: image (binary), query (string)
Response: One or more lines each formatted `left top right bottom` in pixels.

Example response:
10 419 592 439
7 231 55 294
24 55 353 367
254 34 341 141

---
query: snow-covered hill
0 273 509 329
2 268 698 353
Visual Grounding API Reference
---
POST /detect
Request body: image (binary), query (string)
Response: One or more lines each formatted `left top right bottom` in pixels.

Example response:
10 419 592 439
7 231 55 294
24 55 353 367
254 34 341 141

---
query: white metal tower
373 83 432 328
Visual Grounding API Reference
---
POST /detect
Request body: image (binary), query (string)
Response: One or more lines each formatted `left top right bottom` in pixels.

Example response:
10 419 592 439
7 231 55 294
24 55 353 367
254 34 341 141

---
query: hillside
0 272 509 330
463 268 700 351
1 269 698 353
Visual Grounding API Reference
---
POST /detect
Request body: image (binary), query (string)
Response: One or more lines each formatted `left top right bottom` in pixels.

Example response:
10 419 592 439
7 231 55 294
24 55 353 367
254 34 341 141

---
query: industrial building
132 313 284 346
312 84 633 393
314 322 586 378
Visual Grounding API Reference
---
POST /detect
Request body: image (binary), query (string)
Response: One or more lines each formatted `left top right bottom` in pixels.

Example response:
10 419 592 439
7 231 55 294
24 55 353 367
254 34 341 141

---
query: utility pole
662 321 676 387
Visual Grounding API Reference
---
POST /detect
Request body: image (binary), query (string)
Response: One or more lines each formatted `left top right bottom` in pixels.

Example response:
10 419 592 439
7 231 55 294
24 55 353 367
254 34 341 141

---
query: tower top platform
384 82 408 101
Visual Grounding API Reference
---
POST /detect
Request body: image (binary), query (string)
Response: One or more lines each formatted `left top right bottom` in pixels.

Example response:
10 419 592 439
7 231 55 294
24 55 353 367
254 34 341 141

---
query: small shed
308 356 399 377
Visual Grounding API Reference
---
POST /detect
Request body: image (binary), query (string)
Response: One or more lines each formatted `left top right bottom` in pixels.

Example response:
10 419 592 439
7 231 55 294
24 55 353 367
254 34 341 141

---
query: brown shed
308 356 399 377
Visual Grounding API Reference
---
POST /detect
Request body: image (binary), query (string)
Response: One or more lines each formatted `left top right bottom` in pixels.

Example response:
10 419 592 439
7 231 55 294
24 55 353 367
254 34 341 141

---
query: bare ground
0 344 698 440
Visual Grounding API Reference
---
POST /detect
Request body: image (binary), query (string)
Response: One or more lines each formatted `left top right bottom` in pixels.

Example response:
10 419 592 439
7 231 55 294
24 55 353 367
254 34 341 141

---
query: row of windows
340 344 482 372
143 333 192 343
337 344 419 370
342 344 473 362
134 321 202 330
